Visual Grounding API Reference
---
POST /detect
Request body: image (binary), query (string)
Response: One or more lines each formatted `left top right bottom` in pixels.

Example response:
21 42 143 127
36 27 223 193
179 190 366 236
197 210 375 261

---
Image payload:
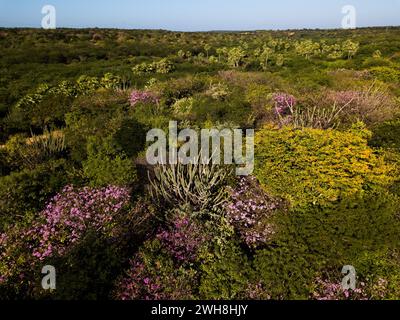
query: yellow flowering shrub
254 124 393 207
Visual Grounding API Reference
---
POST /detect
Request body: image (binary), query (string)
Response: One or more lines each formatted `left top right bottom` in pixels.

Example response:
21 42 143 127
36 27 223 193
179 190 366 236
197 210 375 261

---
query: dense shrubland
0 27 400 300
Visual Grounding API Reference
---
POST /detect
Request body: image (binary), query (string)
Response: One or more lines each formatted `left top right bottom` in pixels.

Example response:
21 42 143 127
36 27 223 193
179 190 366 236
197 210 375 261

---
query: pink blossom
129 89 159 107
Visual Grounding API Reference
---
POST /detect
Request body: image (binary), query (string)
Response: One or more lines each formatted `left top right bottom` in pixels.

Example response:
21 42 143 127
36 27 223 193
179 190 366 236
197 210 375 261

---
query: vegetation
0 27 400 300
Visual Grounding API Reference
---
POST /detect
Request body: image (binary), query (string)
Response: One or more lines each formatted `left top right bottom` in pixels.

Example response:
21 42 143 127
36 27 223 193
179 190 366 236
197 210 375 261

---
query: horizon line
1 25 400 33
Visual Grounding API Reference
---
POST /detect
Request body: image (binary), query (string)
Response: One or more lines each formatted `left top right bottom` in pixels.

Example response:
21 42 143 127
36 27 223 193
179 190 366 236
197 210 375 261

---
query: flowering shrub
226 176 285 248
129 90 159 107
273 93 296 116
312 277 368 300
28 185 130 261
156 215 210 263
114 207 213 300
242 282 271 300
325 85 397 125
0 185 130 285
205 82 230 101
114 239 197 300
255 125 393 208
370 278 390 299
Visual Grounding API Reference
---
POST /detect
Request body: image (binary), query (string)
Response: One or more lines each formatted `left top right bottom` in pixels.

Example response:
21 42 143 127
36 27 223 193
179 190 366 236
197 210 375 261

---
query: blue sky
0 0 399 31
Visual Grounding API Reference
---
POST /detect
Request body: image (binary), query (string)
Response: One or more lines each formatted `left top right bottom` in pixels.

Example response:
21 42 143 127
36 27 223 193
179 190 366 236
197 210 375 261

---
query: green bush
254 124 393 208
199 241 252 299
37 232 132 300
64 90 129 163
191 95 253 127
83 136 137 187
0 159 71 231
156 75 209 105
113 118 148 158
254 192 400 299
5 74 123 133
370 119 400 150
132 58 175 75
5 93 73 132
369 66 400 82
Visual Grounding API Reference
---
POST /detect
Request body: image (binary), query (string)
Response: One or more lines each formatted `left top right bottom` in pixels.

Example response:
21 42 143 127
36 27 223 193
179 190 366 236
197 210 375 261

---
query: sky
0 0 399 31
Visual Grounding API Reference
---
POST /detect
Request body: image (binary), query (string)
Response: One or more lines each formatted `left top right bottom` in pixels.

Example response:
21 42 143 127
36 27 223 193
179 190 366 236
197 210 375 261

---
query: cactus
149 153 231 215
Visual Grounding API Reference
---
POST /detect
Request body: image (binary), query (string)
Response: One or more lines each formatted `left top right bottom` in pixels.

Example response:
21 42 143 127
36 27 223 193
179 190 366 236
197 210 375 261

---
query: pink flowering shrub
326 90 360 107
0 185 130 285
156 216 210 263
312 277 369 300
273 93 296 116
116 254 165 300
114 211 211 300
28 185 130 261
370 278 390 300
325 86 397 125
226 176 286 249
129 89 159 107
242 281 272 300
114 238 197 300
0 223 36 288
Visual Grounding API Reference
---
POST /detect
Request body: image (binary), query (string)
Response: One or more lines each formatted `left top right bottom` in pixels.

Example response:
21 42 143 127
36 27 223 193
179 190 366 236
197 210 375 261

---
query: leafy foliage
82 136 137 187
1 26 400 300
254 124 393 207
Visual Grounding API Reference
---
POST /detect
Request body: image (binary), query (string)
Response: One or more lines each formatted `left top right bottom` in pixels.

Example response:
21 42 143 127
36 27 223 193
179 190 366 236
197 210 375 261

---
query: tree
259 46 274 70
177 50 186 59
275 54 285 67
216 47 227 62
295 40 319 60
204 44 211 58
227 47 246 68
342 40 359 59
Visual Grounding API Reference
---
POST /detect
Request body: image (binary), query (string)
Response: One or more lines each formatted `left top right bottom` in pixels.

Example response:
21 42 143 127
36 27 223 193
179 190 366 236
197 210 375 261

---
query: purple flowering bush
114 211 210 300
156 215 210 263
129 89 159 107
273 93 296 116
241 281 272 300
0 185 131 288
114 238 198 300
28 185 130 261
325 87 396 125
226 176 286 249
312 277 369 300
